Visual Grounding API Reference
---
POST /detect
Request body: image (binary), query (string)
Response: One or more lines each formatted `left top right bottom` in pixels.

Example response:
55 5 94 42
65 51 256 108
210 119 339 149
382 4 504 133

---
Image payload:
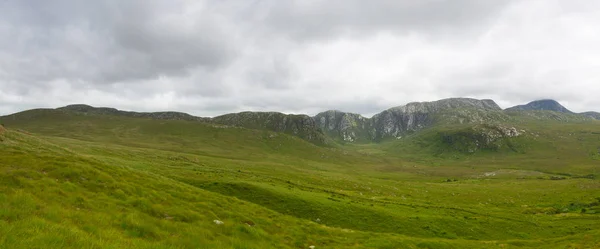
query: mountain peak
9 98 595 146
311 98 505 142
313 110 370 142
506 99 572 113
212 111 327 144
388 98 502 114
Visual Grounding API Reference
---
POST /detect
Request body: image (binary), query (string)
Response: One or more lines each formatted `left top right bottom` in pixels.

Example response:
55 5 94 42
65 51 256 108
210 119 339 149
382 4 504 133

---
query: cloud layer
1 0 599 116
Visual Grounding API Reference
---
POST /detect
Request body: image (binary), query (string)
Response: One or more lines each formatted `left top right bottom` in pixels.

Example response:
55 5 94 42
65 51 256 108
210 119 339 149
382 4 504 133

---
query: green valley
1 99 600 248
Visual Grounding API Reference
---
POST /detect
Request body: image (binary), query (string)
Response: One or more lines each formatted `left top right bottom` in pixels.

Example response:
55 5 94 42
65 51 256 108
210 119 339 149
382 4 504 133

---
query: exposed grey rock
314 98 506 142
49 97 597 146
313 110 371 142
56 105 327 144
371 98 503 140
212 111 327 144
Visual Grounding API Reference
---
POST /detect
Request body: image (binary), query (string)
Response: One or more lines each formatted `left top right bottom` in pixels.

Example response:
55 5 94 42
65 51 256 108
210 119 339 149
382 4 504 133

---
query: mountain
313 110 372 142
4 108 600 248
56 99 510 145
212 112 328 145
370 98 504 140
3 98 597 146
505 99 573 113
3 100 600 248
10 105 328 145
58 104 210 121
504 100 598 121
582 111 600 120
314 98 507 142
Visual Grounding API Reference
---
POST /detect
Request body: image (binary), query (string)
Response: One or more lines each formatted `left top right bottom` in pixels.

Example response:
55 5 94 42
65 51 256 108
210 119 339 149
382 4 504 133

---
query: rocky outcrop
506 99 573 113
313 110 372 142
47 98 599 146
58 105 327 145
211 112 328 145
314 98 506 142
370 98 503 140
57 99 509 144
439 124 525 153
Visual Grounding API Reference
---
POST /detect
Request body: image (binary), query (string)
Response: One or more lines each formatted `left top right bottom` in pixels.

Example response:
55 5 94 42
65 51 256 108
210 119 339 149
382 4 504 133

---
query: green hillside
1 108 600 248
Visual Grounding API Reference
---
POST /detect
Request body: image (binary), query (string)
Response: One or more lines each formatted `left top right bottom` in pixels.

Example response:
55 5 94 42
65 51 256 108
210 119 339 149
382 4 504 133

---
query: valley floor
1 117 600 248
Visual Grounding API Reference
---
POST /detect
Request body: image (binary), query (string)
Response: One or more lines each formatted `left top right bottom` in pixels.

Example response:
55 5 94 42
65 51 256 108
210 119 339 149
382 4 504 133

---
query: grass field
1 109 600 248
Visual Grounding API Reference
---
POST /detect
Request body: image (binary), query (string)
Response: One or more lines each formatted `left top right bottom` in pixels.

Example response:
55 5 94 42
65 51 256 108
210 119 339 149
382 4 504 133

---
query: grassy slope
2 129 491 249
1 110 600 248
370 119 600 175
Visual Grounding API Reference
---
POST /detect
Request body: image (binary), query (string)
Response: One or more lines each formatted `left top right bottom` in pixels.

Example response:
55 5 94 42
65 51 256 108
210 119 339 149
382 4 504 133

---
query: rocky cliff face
211 112 327 144
314 98 506 142
313 110 372 142
50 98 598 146
371 98 503 140
63 99 507 145
506 99 573 113
57 105 327 145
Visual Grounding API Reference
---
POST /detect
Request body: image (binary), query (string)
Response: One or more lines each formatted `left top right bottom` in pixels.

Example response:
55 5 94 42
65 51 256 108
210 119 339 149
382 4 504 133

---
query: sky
1 0 599 117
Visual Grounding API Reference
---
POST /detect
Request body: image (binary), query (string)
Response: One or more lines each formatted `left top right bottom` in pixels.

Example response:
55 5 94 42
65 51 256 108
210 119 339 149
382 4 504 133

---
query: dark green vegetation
1 100 600 248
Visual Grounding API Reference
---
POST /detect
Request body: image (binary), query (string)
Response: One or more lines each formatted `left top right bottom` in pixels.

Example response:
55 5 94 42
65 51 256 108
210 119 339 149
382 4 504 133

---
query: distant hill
5 105 328 145
212 112 328 145
369 98 504 140
582 111 600 120
2 98 598 146
58 104 210 121
314 98 508 142
505 99 573 113
313 110 372 142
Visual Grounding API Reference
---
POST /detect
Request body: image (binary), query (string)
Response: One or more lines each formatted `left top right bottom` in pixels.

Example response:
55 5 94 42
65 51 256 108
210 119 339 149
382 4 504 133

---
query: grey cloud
1 0 600 116
254 0 515 40
102 1 236 82
245 57 295 90
237 88 389 117
0 0 236 84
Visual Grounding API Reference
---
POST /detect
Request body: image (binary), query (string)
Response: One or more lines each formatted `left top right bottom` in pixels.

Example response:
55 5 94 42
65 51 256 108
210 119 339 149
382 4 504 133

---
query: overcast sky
1 0 599 117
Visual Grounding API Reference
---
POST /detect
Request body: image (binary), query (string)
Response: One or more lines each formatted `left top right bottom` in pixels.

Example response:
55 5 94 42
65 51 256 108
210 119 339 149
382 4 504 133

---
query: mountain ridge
3 98 598 145
212 111 328 145
505 99 573 113
58 104 210 122
582 111 600 120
